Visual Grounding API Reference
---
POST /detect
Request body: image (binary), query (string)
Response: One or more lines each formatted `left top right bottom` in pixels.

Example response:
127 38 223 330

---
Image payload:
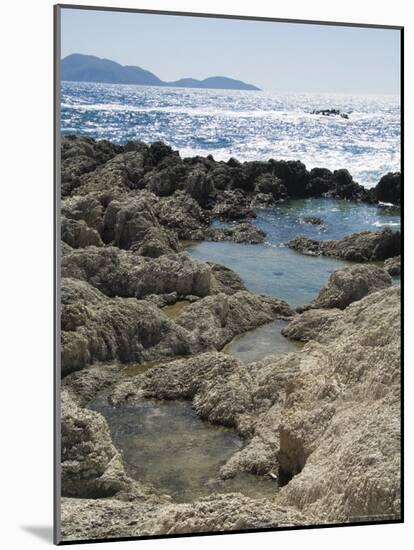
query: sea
61 81 400 188
61 81 401 307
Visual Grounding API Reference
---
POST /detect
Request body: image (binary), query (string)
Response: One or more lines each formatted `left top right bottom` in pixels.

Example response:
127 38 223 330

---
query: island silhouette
61 53 261 91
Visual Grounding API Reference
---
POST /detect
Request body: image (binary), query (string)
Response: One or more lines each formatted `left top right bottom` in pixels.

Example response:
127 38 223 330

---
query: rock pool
91 392 278 502
189 198 400 307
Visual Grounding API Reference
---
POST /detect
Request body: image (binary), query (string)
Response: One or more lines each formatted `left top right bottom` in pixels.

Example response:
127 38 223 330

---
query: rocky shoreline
60 136 401 541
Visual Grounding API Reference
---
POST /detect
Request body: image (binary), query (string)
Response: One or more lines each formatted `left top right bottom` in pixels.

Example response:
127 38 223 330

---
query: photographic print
55 5 402 544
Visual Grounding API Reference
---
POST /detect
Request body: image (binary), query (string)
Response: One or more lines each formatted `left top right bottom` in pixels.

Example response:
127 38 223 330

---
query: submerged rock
298 264 392 311
205 222 265 244
302 216 324 226
288 228 401 261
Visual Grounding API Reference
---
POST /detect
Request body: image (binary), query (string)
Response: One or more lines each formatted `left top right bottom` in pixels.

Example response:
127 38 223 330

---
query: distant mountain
61 54 261 91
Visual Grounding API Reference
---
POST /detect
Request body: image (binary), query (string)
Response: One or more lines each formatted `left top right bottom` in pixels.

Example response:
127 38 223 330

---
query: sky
60 8 401 94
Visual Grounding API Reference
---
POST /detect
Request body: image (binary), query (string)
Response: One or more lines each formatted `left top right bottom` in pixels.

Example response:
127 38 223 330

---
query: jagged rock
325 169 369 201
102 192 180 255
298 264 392 311
306 167 333 196
213 190 256 221
311 108 349 119
271 160 310 197
73 151 148 197
61 248 211 299
205 223 265 244
302 216 323 226
184 166 215 206
61 389 130 498
61 135 121 196
143 162 185 197
288 228 401 261
281 309 343 342
61 217 104 248
250 193 276 209
154 191 210 240
61 241 73 256
60 278 195 376
374 172 401 205
176 291 294 351
110 353 253 429
384 255 401 276
277 287 401 523
206 164 234 190
254 174 287 200
61 193 106 233
62 363 123 407
144 292 178 308
149 141 176 165
209 263 247 295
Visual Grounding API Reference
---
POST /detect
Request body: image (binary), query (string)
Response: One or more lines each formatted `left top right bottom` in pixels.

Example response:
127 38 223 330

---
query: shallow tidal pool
224 319 302 363
91 392 278 502
190 198 400 307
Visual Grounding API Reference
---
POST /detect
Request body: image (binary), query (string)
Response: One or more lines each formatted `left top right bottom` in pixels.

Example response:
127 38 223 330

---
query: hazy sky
60 8 401 94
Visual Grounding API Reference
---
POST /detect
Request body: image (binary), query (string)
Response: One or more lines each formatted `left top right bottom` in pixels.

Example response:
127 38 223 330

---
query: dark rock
326 169 369 201
288 228 401 262
185 166 215 206
62 193 106 233
149 141 175 165
205 223 265 244
306 167 334 196
61 217 104 248
374 172 401 205
254 174 287 200
271 160 310 197
250 193 276 209
213 190 256 221
206 165 233 190
311 109 349 119
302 216 324 226
143 162 186 197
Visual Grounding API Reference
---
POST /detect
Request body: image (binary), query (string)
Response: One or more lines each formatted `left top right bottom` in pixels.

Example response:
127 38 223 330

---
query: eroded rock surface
61 389 131 498
298 264 392 311
384 255 401 276
288 228 400 262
